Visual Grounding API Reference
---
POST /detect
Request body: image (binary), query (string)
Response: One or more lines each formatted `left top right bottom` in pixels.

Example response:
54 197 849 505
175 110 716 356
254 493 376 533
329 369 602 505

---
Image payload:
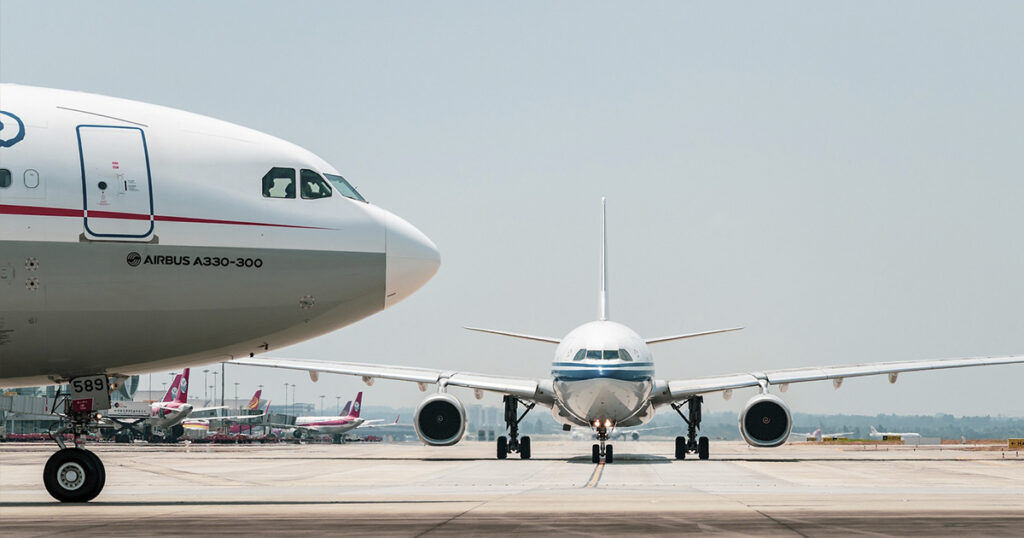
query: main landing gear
672 396 710 460
44 394 106 502
591 427 614 464
496 395 534 460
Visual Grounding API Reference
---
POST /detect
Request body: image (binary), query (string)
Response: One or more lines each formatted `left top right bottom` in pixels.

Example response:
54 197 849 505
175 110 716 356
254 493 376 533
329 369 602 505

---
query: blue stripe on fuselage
551 362 654 381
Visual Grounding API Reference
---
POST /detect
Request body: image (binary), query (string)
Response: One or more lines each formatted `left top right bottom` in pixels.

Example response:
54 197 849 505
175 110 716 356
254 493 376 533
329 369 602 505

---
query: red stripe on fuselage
0 204 330 230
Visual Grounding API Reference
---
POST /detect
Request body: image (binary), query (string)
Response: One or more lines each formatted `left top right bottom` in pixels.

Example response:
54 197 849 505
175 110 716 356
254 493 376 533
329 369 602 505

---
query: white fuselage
294 416 365 435
0 84 439 386
548 320 658 429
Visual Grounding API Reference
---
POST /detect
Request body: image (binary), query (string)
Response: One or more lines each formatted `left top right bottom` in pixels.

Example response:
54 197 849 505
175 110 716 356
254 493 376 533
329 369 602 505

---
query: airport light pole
290 384 296 411
203 369 209 400
234 382 239 406
283 382 289 410
220 362 225 408
212 371 218 403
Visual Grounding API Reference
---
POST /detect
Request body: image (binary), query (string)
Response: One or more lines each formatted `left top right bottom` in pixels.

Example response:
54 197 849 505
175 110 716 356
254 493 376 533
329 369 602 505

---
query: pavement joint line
413 500 487 537
754 509 810 537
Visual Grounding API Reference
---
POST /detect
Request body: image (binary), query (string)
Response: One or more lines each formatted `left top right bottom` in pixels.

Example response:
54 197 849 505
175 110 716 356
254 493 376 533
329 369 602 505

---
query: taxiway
2 439 1023 535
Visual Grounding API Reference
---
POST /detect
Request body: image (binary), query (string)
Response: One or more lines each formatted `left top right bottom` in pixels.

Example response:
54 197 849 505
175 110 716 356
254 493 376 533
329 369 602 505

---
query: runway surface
2 439 1024 535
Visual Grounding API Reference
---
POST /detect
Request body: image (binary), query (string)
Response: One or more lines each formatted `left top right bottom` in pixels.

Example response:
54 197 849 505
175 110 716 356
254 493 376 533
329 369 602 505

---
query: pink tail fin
339 400 351 416
349 392 362 418
163 374 182 402
175 368 190 403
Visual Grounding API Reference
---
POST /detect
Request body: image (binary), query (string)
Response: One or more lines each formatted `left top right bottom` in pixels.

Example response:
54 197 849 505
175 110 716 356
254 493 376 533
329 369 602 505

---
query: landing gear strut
496 395 534 460
591 427 614 463
44 391 106 502
672 396 709 460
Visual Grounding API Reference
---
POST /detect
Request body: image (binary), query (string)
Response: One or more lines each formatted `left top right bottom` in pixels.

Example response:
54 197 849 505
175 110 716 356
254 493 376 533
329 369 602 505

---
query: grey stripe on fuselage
0 240 384 383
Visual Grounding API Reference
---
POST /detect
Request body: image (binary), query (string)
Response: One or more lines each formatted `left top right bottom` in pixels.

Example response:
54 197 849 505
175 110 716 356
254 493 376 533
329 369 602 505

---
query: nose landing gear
591 427 614 463
496 395 535 460
44 392 106 502
672 396 710 460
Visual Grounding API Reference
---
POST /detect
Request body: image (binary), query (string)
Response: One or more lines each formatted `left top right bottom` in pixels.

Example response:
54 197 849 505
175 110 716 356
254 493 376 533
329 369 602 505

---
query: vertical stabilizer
175 368 190 403
247 390 262 410
350 392 363 418
599 197 608 321
163 374 182 402
340 400 352 416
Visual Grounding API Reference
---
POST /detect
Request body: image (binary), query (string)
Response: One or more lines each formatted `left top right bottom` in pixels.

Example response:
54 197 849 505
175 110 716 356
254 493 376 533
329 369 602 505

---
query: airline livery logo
127 252 142 267
170 386 178 399
179 378 188 396
0 111 26 148
353 401 360 413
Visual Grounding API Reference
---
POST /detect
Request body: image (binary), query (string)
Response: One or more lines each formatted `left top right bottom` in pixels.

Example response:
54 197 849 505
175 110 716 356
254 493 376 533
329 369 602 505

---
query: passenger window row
261 167 365 202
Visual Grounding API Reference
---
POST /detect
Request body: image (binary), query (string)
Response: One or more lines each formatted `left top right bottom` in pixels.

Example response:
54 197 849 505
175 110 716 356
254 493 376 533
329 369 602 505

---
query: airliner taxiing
238 199 1024 465
0 84 439 502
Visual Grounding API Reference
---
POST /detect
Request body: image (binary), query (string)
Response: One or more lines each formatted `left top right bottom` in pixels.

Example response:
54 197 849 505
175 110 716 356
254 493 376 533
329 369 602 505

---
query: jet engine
738 393 792 447
414 393 466 446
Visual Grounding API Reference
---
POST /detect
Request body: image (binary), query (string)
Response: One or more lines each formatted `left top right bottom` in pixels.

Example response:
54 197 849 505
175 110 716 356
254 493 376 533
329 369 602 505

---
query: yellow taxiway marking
585 462 605 488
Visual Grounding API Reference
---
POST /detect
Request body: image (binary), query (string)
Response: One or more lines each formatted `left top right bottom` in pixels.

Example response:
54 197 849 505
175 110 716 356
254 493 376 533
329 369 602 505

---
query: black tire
675 436 686 460
698 436 709 460
43 448 105 503
497 436 508 459
520 436 531 460
592 444 600 464
605 444 614 464
170 425 185 438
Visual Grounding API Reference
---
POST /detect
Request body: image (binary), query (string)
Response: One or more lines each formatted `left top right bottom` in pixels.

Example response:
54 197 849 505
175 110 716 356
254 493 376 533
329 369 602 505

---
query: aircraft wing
231 357 554 404
658 354 1024 402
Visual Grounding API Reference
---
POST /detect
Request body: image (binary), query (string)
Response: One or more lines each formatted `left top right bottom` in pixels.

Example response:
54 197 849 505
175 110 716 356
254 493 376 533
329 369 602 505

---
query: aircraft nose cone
384 212 440 308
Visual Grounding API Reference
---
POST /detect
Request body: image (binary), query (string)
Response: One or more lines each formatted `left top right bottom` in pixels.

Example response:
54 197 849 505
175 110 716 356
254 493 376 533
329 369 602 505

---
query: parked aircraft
289 392 387 443
790 428 854 442
869 426 921 440
0 84 439 502
237 199 1024 465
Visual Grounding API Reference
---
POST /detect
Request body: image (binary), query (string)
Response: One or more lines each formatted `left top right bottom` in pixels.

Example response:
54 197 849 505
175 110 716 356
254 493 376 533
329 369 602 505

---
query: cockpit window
585 350 602 360
572 349 586 361
300 169 333 199
618 349 633 362
324 173 366 202
262 167 295 198
602 350 619 360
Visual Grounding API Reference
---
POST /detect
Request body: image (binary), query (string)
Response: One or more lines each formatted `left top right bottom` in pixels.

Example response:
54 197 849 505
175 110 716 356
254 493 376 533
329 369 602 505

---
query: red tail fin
339 400 351 416
350 392 362 418
163 374 182 402
247 389 262 410
175 368 190 403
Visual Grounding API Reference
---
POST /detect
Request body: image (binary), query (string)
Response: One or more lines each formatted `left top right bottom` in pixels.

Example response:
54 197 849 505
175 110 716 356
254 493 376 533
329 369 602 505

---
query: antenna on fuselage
599 197 608 321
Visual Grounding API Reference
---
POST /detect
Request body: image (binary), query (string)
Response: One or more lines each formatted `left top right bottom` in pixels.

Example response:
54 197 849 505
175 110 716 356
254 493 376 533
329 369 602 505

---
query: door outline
76 124 155 239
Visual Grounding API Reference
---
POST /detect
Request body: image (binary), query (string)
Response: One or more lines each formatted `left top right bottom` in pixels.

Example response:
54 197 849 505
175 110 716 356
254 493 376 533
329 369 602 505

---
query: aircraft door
78 125 154 239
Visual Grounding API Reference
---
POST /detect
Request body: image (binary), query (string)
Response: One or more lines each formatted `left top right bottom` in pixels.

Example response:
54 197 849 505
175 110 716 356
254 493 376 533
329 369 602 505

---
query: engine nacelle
414 393 467 446
738 393 792 447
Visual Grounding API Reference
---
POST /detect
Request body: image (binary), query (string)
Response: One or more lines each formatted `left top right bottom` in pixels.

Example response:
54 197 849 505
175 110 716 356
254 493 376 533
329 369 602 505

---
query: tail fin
813 428 822 442
339 400 352 416
599 197 608 321
870 426 878 434
175 368 190 403
349 392 362 418
163 374 182 402
247 389 262 410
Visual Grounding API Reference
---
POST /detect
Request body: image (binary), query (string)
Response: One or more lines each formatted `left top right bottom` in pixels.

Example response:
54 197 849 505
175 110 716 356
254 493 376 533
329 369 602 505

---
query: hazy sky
3 2 1023 416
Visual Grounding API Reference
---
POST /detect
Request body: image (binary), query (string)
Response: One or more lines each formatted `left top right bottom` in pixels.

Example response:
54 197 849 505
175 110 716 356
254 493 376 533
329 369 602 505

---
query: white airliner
790 428 854 442
236 199 1024 465
0 84 440 502
869 426 921 440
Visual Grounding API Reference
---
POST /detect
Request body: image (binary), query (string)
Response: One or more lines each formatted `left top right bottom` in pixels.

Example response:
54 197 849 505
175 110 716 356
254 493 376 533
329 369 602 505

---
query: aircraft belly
0 240 385 384
553 378 652 427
